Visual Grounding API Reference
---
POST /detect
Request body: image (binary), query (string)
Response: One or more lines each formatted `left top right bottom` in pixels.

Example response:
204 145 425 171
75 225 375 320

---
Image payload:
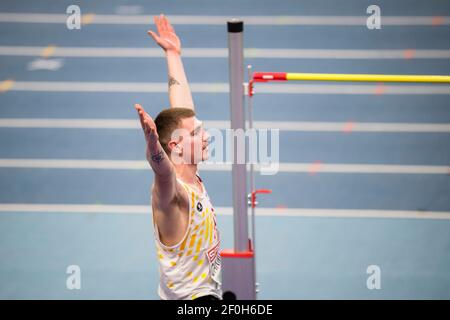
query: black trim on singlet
193 294 220 301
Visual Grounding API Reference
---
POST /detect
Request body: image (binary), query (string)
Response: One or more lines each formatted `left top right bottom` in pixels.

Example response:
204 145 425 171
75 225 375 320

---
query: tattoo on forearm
168 76 180 87
151 151 165 165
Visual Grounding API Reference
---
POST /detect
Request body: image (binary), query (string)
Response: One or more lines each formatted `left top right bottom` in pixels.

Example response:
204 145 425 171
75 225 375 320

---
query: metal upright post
228 19 248 252
221 19 256 300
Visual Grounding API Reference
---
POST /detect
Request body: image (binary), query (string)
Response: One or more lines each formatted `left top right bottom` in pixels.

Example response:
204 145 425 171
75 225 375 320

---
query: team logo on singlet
207 239 221 285
196 201 203 212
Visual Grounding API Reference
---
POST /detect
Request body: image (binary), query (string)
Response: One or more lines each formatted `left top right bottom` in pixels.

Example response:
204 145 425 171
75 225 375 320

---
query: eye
193 126 202 136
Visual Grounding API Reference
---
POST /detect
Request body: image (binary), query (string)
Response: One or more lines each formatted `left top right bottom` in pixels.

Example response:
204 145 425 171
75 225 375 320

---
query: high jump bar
253 72 450 83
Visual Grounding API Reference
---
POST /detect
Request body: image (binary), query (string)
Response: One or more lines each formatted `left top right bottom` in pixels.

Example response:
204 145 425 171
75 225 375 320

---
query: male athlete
134 14 222 300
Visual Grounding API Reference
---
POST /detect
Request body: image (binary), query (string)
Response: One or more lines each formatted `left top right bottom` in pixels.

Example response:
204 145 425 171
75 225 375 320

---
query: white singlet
153 174 222 300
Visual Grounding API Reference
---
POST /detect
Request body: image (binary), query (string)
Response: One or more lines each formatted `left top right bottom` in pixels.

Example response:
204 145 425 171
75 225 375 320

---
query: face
169 116 210 164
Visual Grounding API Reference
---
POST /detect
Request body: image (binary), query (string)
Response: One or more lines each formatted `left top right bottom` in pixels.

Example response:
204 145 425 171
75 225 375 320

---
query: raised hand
134 103 165 165
135 103 158 143
147 14 181 54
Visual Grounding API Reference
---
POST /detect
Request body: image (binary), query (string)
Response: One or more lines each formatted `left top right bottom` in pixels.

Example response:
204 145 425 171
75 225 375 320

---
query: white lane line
0 159 149 170
252 121 450 133
0 203 449 220
0 13 449 26
9 81 226 92
1 118 450 133
272 163 450 174
2 46 450 59
245 48 450 59
4 81 450 94
0 159 448 174
0 118 139 129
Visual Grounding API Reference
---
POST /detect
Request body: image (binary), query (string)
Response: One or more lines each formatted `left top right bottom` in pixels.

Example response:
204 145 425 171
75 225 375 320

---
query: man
134 14 222 300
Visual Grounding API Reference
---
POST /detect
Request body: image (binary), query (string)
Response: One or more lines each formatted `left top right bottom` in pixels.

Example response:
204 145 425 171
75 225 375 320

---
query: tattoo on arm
168 76 180 88
151 151 165 164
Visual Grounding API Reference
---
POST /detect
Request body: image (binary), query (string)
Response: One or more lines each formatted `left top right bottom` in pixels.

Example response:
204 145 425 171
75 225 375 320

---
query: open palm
148 14 181 54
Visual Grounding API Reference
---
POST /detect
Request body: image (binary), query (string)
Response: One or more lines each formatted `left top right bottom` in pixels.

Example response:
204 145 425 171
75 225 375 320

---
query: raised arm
134 103 177 208
148 14 195 111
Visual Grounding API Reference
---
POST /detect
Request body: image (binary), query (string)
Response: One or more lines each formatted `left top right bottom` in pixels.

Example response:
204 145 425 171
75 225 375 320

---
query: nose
203 130 210 144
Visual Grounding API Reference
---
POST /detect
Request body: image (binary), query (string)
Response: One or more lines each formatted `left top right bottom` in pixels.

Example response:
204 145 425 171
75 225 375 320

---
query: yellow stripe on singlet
209 215 214 245
195 233 203 254
204 214 211 246
179 236 188 254
188 233 197 249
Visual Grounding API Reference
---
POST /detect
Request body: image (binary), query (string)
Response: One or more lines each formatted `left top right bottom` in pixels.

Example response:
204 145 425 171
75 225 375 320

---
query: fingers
135 103 150 120
154 15 163 35
134 104 146 131
158 13 167 32
135 104 151 131
147 30 159 42
135 103 146 115
154 14 173 33
134 104 157 138
136 104 153 125
162 14 170 32
163 15 174 33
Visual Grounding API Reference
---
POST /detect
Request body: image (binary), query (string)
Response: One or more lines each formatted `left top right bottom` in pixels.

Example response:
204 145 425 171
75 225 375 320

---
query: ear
168 134 184 154
168 141 182 154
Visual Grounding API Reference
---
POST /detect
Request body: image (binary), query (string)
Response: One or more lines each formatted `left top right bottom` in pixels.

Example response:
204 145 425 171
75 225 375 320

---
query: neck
174 163 198 185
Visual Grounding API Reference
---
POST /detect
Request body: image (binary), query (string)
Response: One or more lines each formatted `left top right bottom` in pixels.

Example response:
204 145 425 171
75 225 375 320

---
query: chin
193 157 208 165
202 150 210 161
196 157 209 164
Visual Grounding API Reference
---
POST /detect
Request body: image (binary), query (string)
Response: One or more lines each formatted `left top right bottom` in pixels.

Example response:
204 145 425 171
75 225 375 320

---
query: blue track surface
0 0 449 299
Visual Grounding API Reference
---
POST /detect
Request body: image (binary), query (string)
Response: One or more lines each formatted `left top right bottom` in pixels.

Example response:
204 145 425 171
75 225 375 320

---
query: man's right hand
134 103 164 165
135 103 157 140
